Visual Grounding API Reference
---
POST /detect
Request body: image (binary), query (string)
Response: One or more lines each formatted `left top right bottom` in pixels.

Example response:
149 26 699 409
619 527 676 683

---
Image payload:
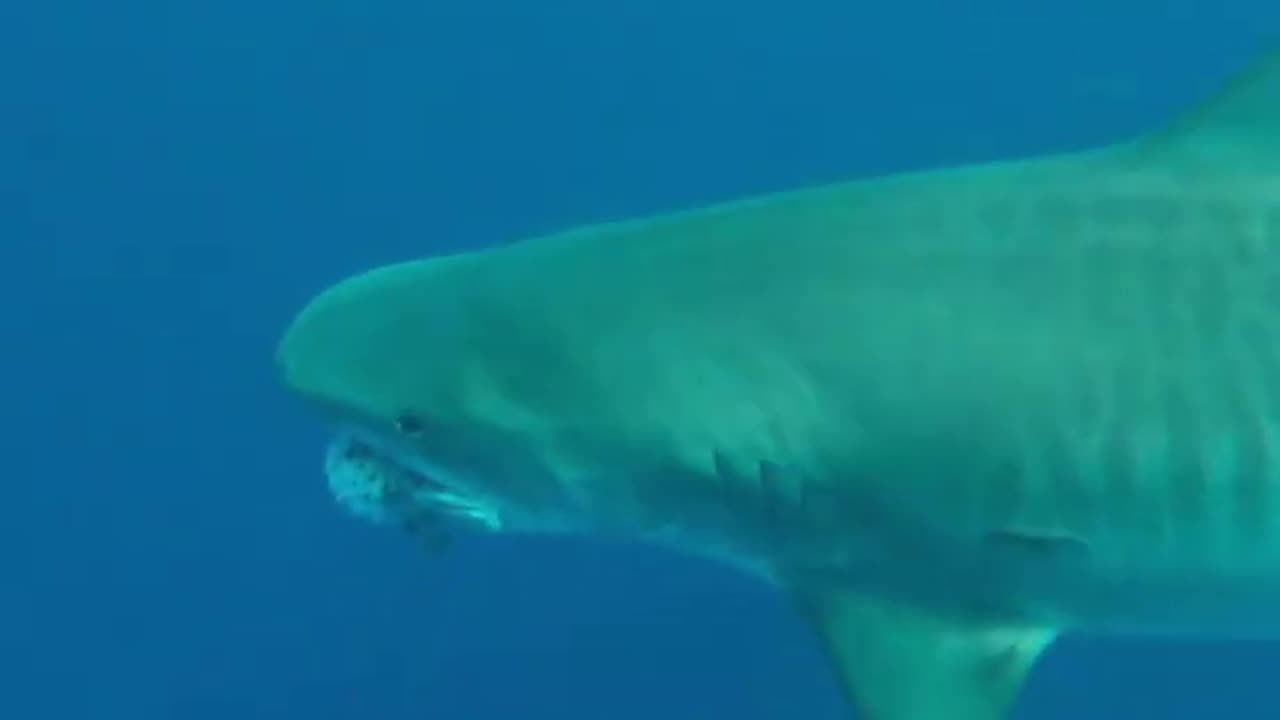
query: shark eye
394 412 425 437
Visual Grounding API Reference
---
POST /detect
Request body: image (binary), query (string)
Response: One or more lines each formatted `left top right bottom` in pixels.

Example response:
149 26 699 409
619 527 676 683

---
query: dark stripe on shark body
1099 414 1146 553
1234 394 1270 552
1043 415 1101 546
1163 380 1210 553
1209 316 1260 554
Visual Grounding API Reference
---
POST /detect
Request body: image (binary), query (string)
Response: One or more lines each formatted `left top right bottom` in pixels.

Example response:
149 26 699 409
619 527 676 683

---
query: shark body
277 49 1280 720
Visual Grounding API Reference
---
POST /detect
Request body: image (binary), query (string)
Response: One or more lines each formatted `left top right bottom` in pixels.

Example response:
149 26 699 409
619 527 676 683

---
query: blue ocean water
7 1 1280 718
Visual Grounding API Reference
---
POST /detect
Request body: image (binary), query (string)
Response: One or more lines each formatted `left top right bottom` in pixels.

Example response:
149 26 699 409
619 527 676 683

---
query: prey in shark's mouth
323 432 503 549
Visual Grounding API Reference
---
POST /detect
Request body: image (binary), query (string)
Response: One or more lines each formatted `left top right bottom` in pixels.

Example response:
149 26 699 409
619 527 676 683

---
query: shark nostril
394 412 425 437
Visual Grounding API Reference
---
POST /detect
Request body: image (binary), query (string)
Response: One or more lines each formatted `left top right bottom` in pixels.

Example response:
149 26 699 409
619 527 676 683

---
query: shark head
276 254 579 542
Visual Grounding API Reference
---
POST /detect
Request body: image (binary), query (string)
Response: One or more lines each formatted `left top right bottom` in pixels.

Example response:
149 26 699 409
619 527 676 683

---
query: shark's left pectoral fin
793 588 1056 720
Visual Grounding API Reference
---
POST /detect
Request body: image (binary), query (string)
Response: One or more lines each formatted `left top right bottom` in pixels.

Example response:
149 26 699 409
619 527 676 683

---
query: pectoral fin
793 588 1055 720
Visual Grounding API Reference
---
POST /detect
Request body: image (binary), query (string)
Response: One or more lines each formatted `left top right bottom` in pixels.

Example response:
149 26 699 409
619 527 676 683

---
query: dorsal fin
1136 46 1280 165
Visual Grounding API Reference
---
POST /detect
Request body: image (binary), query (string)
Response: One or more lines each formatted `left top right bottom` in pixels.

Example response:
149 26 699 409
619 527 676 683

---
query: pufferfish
323 432 503 551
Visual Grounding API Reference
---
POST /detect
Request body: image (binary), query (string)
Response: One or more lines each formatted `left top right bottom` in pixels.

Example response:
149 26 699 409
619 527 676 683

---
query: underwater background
8 0 1280 718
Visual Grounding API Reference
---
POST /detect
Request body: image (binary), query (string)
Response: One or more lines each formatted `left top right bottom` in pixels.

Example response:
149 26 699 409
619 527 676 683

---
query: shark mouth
323 432 504 543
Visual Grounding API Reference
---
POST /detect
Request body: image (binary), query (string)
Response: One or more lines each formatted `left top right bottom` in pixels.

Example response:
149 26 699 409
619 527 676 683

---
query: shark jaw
323 431 504 544
322 429 601 546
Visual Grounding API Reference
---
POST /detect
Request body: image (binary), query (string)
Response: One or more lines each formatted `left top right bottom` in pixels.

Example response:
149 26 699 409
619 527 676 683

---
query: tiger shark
277 48 1280 720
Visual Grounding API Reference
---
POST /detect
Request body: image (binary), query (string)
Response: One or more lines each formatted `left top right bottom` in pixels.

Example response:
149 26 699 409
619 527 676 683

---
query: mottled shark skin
278 49 1280 720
